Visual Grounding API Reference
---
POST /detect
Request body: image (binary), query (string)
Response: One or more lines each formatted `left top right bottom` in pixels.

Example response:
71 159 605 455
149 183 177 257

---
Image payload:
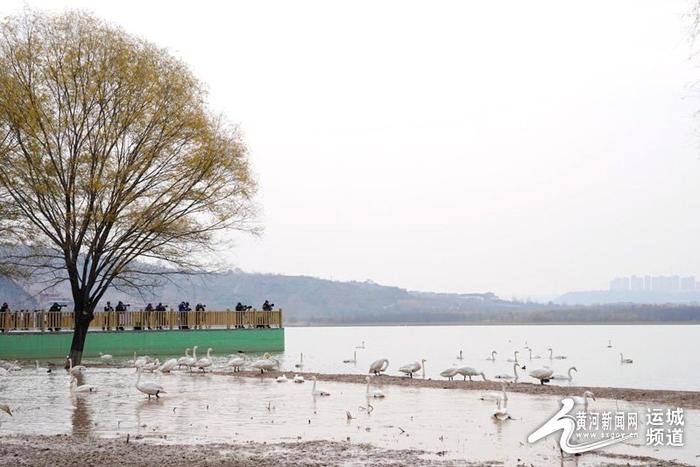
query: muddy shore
215 369 700 410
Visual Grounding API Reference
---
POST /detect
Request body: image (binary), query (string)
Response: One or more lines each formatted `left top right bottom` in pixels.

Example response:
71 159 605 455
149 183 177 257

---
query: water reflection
70 392 93 438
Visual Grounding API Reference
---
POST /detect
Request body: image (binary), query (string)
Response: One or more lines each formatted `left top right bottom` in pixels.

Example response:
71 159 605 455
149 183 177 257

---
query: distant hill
0 276 36 309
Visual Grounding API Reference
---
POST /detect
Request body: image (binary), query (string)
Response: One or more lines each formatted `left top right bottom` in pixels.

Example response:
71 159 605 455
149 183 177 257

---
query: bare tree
0 11 258 364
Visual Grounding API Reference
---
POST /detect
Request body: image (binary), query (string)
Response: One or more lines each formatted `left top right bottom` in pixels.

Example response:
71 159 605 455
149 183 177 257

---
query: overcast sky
3 1 700 299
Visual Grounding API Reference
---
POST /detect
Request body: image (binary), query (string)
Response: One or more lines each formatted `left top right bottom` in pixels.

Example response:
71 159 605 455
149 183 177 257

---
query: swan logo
528 398 637 454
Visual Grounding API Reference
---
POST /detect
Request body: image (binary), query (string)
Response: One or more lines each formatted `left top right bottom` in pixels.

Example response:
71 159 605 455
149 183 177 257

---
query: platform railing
0 309 283 332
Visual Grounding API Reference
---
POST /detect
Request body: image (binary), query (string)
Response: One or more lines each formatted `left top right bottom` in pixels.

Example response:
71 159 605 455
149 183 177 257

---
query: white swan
177 348 193 369
0 368 9 377
368 358 389 376
228 356 246 372
551 366 577 381
140 359 160 372
440 367 459 381
506 351 519 363
486 350 497 361
548 348 567 360
276 374 289 383
295 352 304 369
195 348 213 372
620 353 633 364
456 366 488 382
494 362 520 382
571 390 596 409
493 385 512 421
0 404 11 416
135 369 166 399
527 348 542 360
70 376 97 393
355 341 366 349
343 351 357 364
159 358 178 373
293 374 305 383
365 376 385 398
529 367 553 385
250 353 279 373
99 352 113 362
67 358 87 377
398 359 426 379
311 376 330 396
607 340 612 348
457 350 464 360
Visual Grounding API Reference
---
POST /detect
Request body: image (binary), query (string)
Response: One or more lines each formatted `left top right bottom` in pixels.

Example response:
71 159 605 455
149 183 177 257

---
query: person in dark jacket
115 301 127 331
155 302 166 329
0 302 8 333
144 303 154 330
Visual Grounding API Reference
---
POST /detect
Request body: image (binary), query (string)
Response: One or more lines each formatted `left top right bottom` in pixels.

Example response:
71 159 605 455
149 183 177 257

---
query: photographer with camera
194 303 206 329
115 301 129 331
47 302 65 332
155 302 166 329
0 302 8 333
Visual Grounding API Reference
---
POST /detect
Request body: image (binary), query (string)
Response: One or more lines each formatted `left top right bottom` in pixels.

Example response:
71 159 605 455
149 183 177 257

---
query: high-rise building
680 276 696 291
630 276 644 291
609 277 630 291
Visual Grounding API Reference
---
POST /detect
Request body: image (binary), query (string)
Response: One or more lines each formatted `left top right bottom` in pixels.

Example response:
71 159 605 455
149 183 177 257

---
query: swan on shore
620 353 633 364
529 367 553 385
295 353 304 369
440 367 459 381
70 376 97 393
494 362 520 382
456 366 488 382
159 358 178 373
250 353 279 373
311 376 330 396
0 404 11 416
228 356 246 372
551 366 577 381
398 359 426 379
67 358 87 377
140 359 160 372
548 348 567 360
293 374 305 383
99 352 112 362
486 351 497 361
135 369 166 399
343 351 357 364
506 351 519 363
195 348 213 372
369 358 389 376
365 376 385 398
571 390 596 409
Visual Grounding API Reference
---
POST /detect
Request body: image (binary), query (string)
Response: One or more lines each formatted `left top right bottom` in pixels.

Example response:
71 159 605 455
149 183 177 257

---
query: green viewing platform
0 309 284 360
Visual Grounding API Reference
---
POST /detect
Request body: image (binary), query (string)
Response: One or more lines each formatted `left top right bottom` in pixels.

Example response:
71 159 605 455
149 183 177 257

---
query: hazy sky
3 1 700 298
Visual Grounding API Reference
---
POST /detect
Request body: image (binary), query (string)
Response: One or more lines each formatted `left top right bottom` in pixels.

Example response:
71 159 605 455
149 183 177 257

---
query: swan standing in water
620 353 633 364
70 376 97 393
368 358 389 376
551 366 577 381
398 359 426 379
141 359 160 372
177 348 194 370
506 351 519 363
355 341 366 349
548 348 567 360
343 351 357 364
486 351 497 361
276 374 289 382
311 376 330 396
480 381 508 401
440 367 459 381
0 404 11 416
494 363 520 382
195 348 213 372
529 367 553 385
365 376 385 398
456 366 487 382
527 348 542 360
571 390 596 409
159 358 179 373
228 355 246 372
67 358 87 377
295 353 304 369
250 353 279 373
135 369 166 399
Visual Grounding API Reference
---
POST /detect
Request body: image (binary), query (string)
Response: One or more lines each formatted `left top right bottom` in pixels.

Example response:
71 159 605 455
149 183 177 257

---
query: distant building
680 276 696 291
630 276 644 291
644 275 652 291
609 277 630 291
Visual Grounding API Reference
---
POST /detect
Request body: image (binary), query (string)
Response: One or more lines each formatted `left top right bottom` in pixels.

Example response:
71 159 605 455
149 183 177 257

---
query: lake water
279 324 700 391
1 324 699 465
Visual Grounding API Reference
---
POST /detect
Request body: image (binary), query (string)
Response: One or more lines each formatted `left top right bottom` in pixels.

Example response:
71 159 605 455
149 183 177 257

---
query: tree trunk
65 306 93 368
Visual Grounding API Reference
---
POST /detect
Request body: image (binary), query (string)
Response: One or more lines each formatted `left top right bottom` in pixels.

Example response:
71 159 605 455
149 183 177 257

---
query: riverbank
215 369 700 410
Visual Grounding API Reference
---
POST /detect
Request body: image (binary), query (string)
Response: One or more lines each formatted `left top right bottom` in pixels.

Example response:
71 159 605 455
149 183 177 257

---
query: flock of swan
0 339 631 422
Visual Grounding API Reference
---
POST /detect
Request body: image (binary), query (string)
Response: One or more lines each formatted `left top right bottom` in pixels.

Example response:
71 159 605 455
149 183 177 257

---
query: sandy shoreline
213 369 700 410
